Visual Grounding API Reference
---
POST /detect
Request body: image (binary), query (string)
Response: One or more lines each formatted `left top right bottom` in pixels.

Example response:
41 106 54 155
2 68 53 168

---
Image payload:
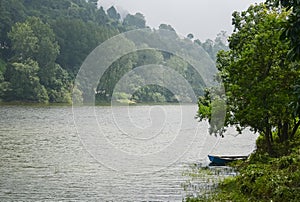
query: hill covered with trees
0 0 227 104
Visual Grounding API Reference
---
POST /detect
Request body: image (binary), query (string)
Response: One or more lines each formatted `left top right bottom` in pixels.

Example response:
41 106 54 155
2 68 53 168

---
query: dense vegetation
0 0 227 104
194 1 300 201
186 135 300 201
199 3 300 153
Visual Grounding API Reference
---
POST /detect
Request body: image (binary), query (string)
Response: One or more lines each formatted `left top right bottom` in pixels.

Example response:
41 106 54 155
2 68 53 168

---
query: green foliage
5 59 48 103
0 0 211 104
187 33 194 40
0 0 122 103
123 13 146 29
107 6 120 21
198 3 300 150
267 0 300 61
0 59 9 99
27 17 59 64
219 136 300 201
133 85 170 103
7 16 71 103
72 85 83 104
96 49 137 103
164 55 205 103
191 5 300 201
166 55 188 75
194 31 229 61
8 20 39 60
0 0 26 59
95 47 206 104
197 90 212 121
52 18 119 77
158 24 175 32
186 134 300 202
95 6 110 25
136 49 164 67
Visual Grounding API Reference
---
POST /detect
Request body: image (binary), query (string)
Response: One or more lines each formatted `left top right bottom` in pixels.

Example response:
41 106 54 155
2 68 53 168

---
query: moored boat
208 155 248 166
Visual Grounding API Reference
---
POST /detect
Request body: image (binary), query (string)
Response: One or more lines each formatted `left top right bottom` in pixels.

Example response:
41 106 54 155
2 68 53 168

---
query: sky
98 0 265 41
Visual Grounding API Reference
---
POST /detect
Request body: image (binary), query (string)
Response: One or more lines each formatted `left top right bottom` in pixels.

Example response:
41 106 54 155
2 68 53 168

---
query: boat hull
208 155 247 166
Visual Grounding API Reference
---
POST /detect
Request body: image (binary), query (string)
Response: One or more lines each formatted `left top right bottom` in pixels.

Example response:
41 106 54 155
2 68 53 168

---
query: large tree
267 0 300 61
7 17 71 103
8 17 60 72
107 6 120 21
198 4 300 153
5 59 48 102
123 13 146 29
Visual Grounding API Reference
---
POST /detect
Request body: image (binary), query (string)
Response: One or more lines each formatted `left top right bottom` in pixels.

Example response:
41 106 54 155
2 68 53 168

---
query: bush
186 134 300 201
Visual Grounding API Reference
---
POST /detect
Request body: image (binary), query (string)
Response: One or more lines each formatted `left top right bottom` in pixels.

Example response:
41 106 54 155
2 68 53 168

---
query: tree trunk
270 131 274 143
264 116 273 154
282 122 289 141
291 120 300 139
265 126 273 154
278 121 283 142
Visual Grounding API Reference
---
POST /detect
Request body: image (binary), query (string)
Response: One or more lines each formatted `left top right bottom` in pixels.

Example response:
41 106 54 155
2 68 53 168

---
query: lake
0 105 257 201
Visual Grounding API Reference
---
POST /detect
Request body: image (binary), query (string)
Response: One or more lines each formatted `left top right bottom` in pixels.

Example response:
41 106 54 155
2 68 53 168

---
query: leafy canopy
198 3 300 152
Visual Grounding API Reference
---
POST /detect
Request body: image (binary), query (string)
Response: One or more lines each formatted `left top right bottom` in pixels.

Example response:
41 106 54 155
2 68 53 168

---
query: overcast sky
98 0 265 41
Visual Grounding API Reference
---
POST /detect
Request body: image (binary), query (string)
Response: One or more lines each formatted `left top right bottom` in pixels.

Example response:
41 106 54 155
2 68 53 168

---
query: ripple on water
0 105 256 201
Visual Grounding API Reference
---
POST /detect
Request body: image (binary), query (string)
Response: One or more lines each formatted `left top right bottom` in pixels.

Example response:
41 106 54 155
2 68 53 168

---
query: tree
123 13 146 29
135 49 164 67
267 0 300 61
8 17 60 68
8 17 72 103
95 6 110 25
96 52 137 102
200 39 214 59
0 59 9 99
8 21 38 61
159 24 175 32
198 4 300 153
0 0 128 103
165 55 193 102
266 1 300 140
107 6 120 21
29 17 60 66
5 59 48 102
158 24 178 40
52 18 118 77
187 33 194 40
195 32 228 62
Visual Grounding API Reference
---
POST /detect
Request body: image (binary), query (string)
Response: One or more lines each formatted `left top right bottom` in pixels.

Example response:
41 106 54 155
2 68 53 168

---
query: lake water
0 105 257 201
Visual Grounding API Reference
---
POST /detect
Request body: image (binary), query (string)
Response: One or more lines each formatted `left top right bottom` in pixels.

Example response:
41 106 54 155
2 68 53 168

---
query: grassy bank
186 134 300 201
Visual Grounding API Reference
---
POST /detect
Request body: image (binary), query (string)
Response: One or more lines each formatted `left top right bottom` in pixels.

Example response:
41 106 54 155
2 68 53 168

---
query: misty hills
0 0 227 103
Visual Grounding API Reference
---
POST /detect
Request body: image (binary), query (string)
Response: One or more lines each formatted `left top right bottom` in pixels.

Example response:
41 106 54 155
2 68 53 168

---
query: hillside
0 0 227 104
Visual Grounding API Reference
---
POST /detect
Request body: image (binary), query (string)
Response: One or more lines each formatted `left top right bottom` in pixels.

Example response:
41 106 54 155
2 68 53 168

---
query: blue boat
208 155 248 166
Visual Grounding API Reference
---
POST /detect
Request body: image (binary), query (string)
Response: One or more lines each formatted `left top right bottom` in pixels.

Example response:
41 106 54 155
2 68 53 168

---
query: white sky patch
98 0 265 41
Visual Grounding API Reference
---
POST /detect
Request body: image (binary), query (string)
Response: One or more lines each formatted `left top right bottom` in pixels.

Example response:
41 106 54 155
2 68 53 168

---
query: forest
0 0 227 104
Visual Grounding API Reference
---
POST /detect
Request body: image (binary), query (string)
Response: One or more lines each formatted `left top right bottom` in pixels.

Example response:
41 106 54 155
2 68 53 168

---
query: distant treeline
0 0 228 103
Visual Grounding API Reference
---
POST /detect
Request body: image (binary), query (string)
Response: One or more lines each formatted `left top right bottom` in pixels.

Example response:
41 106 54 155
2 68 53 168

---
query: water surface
0 105 256 201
